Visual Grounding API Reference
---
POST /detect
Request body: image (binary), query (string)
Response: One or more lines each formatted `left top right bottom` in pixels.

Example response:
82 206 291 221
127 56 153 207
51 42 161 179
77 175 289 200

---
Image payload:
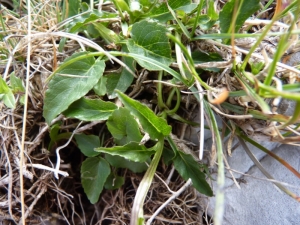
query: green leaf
91 22 120 44
148 3 197 23
95 142 154 162
150 0 191 15
106 46 135 99
220 0 260 34
127 20 172 70
93 76 107 96
113 0 130 13
49 122 61 141
65 0 80 18
10 73 25 93
68 13 101 33
117 52 186 84
105 154 148 173
162 147 176 165
107 107 143 146
0 76 15 109
75 134 101 157
104 173 125 190
173 150 213 196
116 90 172 140
207 0 218 21
63 97 117 121
2 92 16 109
48 122 66 150
192 51 223 63
81 157 111 204
0 76 10 94
166 2 191 39
251 61 265 75
43 52 105 124
192 51 223 72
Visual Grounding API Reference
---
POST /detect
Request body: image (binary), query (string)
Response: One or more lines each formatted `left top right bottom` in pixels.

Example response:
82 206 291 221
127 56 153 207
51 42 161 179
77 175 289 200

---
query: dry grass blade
1 0 300 224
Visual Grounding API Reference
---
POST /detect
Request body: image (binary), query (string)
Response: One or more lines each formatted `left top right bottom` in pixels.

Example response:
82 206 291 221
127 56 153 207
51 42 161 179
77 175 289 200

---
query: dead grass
1 0 300 224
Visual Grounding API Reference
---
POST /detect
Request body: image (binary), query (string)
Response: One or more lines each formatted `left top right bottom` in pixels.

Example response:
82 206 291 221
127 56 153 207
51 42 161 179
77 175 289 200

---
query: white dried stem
54 121 82 179
146 179 192 225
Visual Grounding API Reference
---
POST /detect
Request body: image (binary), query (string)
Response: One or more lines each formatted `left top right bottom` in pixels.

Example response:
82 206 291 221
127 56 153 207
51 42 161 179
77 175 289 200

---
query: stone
206 144 300 225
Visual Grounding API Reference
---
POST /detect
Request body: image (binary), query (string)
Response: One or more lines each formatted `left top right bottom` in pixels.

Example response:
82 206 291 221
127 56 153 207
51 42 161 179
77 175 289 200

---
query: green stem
262 1 300 94
157 70 167 110
130 138 164 225
167 33 211 90
190 0 205 38
204 101 225 225
240 18 277 70
165 88 181 115
166 88 176 108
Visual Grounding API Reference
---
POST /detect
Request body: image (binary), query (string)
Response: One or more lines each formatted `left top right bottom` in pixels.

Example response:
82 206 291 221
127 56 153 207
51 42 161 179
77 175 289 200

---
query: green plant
41 0 300 223
43 1 217 223
2 0 300 224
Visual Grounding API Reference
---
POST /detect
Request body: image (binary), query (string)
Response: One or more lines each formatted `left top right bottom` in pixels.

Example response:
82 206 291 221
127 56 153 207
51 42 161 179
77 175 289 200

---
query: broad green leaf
10 73 25 93
107 107 143 146
173 150 213 196
0 76 10 94
93 76 107 96
81 157 111 204
43 52 105 124
220 0 260 34
105 154 148 173
2 92 15 109
65 0 80 18
162 147 176 165
127 20 172 70
106 46 135 99
192 51 223 63
150 0 191 15
63 97 117 121
0 77 15 109
104 173 125 190
75 134 101 157
95 142 155 162
116 90 172 140
106 73 122 98
192 51 223 72
117 52 186 84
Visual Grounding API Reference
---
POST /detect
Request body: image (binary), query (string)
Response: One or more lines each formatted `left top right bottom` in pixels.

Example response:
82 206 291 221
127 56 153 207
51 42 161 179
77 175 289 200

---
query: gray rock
207 144 300 225
185 110 300 225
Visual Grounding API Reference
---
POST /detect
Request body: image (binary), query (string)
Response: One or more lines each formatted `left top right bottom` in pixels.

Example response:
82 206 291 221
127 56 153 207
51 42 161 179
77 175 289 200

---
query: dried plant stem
2 144 16 224
54 121 82 179
19 1 32 224
205 39 300 74
27 164 69 177
146 179 192 225
195 81 205 160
